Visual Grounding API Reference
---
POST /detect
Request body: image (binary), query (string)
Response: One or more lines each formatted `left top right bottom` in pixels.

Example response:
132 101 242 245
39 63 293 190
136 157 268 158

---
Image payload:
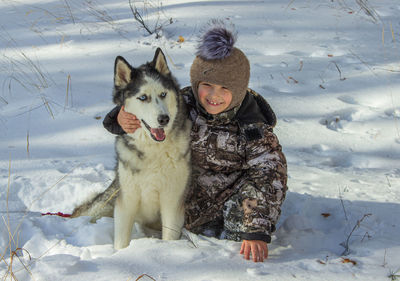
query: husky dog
71 48 191 249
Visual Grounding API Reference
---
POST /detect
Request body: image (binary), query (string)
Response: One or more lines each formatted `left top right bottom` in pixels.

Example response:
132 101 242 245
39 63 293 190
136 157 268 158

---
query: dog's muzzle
141 118 167 142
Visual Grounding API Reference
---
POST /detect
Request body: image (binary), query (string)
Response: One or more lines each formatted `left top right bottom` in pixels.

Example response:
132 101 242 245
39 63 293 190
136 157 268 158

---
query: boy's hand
240 240 268 262
117 106 141 134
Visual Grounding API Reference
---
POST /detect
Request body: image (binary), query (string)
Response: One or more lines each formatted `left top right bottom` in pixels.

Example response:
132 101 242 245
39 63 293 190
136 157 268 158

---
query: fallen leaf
328 54 334 57
178 36 185 43
94 116 102 120
321 213 331 218
341 258 357 265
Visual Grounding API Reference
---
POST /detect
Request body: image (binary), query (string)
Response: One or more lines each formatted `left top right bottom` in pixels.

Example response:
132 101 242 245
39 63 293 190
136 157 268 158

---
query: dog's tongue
150 128 166 141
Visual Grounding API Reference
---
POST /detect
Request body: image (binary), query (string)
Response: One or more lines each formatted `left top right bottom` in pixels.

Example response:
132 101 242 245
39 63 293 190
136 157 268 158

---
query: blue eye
160 92 167 98
138 95 147 101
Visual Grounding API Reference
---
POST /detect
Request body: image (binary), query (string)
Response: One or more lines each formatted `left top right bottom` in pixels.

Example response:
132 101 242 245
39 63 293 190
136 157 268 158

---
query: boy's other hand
240 240 268 262
117 106 141 134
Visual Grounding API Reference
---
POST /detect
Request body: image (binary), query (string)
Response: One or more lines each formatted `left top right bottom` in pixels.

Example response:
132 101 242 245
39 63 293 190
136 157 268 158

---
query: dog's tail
71 179 119 222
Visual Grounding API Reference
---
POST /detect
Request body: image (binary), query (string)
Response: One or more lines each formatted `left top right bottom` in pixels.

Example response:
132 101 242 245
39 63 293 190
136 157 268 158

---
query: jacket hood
236 89 277 127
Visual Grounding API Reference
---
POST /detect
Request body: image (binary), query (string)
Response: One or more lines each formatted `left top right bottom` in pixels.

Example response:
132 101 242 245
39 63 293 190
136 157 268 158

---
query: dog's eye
160 92 167 98
138 95 147 101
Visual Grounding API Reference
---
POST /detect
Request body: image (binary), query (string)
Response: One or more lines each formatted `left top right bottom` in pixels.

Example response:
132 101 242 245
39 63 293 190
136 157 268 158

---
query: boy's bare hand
240 240 268 262
117 106 141 134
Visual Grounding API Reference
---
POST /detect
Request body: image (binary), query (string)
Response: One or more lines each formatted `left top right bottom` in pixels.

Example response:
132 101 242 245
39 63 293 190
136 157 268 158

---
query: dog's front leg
160 193 185 240
114 192 138 249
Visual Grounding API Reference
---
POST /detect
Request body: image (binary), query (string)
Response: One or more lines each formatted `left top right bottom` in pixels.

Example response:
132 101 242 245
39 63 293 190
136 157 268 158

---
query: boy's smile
198 82 233 115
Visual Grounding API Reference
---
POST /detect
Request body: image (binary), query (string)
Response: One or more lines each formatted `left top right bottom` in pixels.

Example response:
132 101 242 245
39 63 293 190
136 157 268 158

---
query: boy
103 24 288 262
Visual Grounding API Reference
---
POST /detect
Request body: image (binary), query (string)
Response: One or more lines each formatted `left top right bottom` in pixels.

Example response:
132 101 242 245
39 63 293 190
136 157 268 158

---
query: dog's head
113 48 180 142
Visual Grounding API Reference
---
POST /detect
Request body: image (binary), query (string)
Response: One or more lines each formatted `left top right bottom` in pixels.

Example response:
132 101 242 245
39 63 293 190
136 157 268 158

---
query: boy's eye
137 95 147 101
160 92 167 98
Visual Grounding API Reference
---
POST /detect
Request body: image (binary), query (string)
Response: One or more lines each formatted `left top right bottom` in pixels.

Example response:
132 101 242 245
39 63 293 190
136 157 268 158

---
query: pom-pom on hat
190 20 250 113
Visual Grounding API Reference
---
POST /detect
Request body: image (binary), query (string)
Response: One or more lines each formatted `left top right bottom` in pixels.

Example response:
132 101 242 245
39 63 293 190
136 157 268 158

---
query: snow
1 0 400 280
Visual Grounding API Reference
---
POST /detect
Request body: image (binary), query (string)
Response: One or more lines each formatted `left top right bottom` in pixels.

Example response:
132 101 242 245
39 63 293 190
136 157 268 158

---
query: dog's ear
152 48 170 76
114 56 132 88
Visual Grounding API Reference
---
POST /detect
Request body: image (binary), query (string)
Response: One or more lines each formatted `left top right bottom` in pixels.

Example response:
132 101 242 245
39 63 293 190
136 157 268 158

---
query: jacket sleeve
239 124 288 242
103 106 126 135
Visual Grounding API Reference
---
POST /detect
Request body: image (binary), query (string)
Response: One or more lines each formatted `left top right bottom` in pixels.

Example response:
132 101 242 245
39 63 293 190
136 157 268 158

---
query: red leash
41 212 72 218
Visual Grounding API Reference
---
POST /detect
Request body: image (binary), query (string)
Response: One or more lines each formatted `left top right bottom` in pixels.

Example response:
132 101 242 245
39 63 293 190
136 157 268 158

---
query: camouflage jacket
182 87 287 243
103 87 288 243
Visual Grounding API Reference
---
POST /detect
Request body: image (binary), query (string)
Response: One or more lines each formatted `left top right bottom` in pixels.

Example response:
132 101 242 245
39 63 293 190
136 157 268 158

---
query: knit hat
190 21 250 113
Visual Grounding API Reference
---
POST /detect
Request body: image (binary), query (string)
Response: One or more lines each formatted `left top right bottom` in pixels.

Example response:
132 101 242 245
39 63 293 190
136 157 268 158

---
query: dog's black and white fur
72 48 191 249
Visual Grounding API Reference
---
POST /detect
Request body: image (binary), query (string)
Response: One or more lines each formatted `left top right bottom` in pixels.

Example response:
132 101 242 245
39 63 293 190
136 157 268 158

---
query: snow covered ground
1 0 399 280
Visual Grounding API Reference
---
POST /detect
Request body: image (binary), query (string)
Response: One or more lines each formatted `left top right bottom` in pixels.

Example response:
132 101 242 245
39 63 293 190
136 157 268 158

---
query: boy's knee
222 184 268 240
223 193 244 238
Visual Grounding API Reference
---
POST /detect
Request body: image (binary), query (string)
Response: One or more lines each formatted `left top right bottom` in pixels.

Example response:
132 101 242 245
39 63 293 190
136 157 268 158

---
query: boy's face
198 82 233 115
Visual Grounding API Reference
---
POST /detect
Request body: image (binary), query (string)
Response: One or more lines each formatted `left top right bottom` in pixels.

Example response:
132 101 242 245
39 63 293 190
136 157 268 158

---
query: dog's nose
158 115 170 126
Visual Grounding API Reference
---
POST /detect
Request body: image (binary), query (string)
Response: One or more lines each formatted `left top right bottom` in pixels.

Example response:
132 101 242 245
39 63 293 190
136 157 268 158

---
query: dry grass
126 274 157 281
389 268 400 281
355 0 380 23
83 0 128 39
64 74 72 111
0 27 54 94
1 156 35 280
340 213 372 256
381 22 400 140
1 156 81 280
0 28 59 122
1 50 52 94
63 0 76 24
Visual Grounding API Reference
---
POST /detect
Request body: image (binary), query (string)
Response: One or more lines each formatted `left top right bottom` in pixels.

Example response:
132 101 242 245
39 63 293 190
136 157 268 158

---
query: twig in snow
63 0 76 24
5 164 83 276
386 176 392 188
83 0 128 39
2 248 35 281
0 28 55 97
298 60 304 71
340 213 372 256
26 131 30 158
1 157 36 281
338 186 348 221
0 96 8 104
331 61 346 81
355 0 380 24
41 96 55 119
361 231 371 242
129 0 156 36
383 249 388 267
285 0 296 11
390 22 396 43
64 74 73 111
135 274 157 281
348 49 378 77
129 0 173 39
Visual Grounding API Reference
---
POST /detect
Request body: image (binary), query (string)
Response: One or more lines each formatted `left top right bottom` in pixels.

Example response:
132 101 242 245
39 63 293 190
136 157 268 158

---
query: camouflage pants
187 181 275 242
188 191 252 242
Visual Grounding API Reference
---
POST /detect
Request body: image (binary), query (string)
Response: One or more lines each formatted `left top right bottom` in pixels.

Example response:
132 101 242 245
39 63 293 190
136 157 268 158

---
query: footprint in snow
320 108 358 131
